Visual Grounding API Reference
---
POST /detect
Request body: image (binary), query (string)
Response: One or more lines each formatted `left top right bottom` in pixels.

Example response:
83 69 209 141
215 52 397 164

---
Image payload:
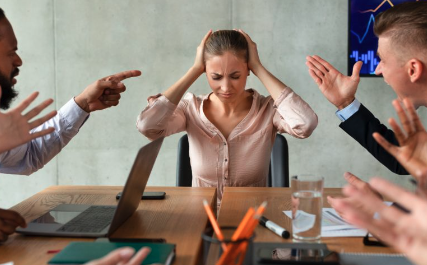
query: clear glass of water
291 174 324 242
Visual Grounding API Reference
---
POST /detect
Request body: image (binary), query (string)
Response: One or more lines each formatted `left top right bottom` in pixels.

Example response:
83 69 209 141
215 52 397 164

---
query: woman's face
205 51 249 102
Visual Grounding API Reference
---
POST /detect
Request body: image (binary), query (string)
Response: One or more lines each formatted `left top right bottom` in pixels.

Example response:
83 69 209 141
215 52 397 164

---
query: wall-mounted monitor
348 0 424 77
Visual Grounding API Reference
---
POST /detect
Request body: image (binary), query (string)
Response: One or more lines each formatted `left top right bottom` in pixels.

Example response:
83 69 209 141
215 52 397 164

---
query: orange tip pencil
237 201 268 264
232 208 255 240
217 207 257 265
246 201 268 237
203 199 226 250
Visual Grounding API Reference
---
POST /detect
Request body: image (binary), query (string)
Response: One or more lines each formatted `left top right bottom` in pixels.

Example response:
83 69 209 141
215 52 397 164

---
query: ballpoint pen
259 216 290 239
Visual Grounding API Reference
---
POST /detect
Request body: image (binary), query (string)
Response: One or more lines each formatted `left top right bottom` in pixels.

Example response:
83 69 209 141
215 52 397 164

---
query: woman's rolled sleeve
136 94 187 140
273 88 318 138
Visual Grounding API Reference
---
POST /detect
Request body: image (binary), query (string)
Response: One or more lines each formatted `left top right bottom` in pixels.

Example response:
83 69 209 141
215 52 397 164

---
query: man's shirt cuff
335 99 361 122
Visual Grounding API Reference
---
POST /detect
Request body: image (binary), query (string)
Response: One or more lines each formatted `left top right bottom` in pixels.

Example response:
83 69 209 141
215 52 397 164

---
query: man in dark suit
306 1 427 176
330 98 427 265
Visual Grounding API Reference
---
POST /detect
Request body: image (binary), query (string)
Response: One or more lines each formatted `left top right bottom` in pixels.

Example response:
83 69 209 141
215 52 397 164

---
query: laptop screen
108 137 164 235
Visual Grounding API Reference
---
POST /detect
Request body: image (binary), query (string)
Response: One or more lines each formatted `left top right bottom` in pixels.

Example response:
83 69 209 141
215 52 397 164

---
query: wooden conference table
219 187 399 254
0 186 398 265
0 186 217 265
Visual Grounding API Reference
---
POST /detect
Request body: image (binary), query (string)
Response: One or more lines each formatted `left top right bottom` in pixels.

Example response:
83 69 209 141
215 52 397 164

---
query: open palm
306 55 362 109
373 98 427 180
0 92 56 154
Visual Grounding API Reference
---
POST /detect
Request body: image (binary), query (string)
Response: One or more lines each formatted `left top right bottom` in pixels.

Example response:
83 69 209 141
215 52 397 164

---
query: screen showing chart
348 0 424 77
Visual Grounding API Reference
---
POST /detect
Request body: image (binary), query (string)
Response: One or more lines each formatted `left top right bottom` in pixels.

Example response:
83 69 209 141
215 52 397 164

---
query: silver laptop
17 137 164 238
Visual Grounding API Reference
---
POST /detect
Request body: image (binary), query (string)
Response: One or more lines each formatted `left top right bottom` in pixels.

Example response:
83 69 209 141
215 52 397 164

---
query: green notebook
48 242 175 265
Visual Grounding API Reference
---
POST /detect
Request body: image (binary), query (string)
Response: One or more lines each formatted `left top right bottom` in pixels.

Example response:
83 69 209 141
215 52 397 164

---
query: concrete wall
0 0 423 208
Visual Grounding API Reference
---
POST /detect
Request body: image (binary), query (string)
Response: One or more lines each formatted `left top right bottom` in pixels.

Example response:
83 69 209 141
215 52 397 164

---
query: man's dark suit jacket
339 104 409 175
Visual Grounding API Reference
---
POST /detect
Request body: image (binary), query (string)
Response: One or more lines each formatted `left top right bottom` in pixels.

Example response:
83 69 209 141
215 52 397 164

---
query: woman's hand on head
193 30 212 75
237 29 263 75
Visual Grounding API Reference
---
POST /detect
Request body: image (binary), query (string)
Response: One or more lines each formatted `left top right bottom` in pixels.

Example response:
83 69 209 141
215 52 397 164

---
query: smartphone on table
116 191 166 200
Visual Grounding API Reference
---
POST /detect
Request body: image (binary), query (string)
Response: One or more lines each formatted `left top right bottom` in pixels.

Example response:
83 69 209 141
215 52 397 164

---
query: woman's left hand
237 29 263 75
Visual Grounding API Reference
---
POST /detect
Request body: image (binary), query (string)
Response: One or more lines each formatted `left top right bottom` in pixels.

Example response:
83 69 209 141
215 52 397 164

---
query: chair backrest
176 134 289 187
268 134 289 187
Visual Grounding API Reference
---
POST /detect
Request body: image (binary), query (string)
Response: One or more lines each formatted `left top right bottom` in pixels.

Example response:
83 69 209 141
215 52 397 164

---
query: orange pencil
243 201 267 238
216 207 255 265
231 207 256 241
203 200 226 251
217 202 267 265
237 201 267 265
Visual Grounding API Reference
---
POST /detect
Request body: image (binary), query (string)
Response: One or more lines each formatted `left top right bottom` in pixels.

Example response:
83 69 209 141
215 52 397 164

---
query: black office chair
176 134 289 187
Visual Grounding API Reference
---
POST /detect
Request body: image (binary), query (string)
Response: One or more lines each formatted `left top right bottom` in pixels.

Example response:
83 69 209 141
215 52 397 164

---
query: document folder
48 241 175 265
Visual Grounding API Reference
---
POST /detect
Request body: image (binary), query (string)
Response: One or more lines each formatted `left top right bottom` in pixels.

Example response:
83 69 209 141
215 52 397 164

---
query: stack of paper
283 208 367 237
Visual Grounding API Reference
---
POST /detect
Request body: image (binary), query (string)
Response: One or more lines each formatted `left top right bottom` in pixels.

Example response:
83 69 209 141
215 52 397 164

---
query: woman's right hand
193 30 212 75
161 30 212 105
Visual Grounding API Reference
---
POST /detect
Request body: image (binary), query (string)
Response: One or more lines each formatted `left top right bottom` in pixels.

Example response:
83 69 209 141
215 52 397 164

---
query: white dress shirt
0 98 89 175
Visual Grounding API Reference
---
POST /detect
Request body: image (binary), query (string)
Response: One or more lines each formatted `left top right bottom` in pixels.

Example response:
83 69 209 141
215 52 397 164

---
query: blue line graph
350 14 375 43
349 0 425 76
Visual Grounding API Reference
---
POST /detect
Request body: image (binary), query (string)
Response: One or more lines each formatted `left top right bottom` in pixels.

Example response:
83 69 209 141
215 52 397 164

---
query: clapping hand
328 172 381 218
333 177 427 265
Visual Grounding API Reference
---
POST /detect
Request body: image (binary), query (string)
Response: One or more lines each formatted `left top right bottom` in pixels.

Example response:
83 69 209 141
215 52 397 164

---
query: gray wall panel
0 0 421 208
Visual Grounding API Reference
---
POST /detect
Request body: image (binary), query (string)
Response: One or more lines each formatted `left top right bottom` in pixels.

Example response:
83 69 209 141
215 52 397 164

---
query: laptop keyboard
57 205 116 233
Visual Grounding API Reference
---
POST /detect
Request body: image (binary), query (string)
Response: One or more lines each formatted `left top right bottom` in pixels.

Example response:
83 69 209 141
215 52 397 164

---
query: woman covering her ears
137 29 318 205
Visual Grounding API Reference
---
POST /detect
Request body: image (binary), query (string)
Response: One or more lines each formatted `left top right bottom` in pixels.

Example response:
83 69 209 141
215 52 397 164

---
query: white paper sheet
283 208 367 237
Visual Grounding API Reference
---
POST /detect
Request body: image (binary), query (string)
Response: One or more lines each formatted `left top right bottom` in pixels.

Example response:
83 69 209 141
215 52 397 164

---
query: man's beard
0 70 18 110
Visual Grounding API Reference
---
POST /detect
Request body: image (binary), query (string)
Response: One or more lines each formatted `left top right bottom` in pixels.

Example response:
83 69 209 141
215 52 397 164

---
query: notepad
48 241 175 265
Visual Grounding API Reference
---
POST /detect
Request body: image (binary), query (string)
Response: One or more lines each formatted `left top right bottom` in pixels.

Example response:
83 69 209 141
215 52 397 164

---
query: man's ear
408 59 424 83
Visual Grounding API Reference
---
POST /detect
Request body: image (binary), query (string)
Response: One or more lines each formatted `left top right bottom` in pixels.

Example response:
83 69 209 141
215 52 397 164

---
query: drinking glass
291 175 324 242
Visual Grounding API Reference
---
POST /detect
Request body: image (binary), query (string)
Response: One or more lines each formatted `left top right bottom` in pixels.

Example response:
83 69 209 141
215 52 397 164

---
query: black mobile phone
257 246 340 264
109 237 166 243
116 191 166 200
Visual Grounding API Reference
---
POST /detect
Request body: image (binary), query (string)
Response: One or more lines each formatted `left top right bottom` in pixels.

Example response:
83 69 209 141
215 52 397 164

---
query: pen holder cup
201 226 254 265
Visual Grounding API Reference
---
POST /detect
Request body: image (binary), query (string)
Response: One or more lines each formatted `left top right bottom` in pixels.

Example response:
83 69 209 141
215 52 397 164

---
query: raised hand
237 29 262 75
373 98 427 181
328 172 381 218
193 30 212 74
85 247 150 265
333 177 427 265
0 208 26 242
74 70 141 113
306 56 363 110
0 91 56 154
